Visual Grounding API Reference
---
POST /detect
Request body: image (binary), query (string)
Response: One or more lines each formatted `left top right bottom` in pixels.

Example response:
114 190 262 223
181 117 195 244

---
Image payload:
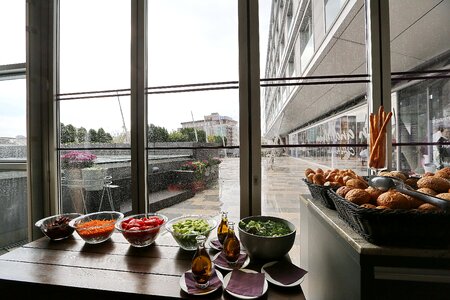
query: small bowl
165 215 217 250
69 211 124 244
115 213 168 247
35 213 82 240
238 215 296 261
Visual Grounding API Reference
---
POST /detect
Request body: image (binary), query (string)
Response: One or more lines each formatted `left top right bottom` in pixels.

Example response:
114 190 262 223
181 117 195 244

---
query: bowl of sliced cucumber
165 215 217 251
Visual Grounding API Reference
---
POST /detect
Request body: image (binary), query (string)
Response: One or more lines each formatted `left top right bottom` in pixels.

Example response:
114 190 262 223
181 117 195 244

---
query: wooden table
0 232 305 299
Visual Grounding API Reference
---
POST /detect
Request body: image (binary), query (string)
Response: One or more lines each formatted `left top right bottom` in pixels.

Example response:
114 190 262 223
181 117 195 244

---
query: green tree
148 124 169 143
168 131 186 142
179 127 206 142
77 127 87 142
62 124 77 144
88 129 98 143
97 128 109 143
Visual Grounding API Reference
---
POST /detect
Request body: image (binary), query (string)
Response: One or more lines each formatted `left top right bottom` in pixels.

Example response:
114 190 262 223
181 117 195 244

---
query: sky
0 0 272 138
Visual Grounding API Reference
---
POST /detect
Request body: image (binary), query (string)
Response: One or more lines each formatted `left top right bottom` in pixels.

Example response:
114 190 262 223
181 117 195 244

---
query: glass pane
0 170 28 252
0 79 27 160
390 0 450 174
260 0 368 266
59 96 131 145
59 0 131 93
147 1 240 228
0 1 25 65
59 149 131 214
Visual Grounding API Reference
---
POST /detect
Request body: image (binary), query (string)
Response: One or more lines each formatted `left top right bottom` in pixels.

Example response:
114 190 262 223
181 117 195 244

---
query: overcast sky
0 0 271 138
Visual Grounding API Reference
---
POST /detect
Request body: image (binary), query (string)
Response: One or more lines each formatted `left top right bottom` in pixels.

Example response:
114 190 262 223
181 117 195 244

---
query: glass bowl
35 213 82 240
165 215 217 251
69 211 124 244
115 213 168 247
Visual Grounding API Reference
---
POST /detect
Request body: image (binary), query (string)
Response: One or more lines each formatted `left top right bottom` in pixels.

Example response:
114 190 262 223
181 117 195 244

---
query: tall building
180 112 239 146
263 0 450 173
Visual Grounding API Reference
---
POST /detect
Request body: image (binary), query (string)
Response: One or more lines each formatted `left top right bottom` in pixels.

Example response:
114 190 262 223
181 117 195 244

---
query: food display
69 211 124 244
165 215 217 251
35 213 82 240
239 219 293 237
116 213 167 247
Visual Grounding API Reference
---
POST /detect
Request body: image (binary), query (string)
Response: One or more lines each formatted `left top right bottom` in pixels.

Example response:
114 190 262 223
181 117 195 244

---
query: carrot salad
76 219 116 238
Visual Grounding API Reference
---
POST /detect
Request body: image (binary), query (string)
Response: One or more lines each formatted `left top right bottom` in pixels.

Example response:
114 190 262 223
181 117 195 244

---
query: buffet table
299 195 450 300
0 232 304 299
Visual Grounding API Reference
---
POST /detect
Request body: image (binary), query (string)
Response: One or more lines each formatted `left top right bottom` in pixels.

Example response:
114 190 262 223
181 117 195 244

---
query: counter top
300 194 450 258
0 232 304 299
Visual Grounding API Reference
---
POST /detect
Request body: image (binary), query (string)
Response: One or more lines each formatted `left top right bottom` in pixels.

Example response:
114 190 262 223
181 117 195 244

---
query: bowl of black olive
35 213 82 240
238 215 296 261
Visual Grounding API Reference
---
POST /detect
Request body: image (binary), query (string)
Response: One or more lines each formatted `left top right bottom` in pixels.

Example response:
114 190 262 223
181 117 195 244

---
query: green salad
171 218 212 249
239 219 292 237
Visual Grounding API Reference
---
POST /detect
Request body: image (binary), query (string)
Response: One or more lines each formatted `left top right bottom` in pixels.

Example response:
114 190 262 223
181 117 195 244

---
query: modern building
263 0 450 173
180 112 239 146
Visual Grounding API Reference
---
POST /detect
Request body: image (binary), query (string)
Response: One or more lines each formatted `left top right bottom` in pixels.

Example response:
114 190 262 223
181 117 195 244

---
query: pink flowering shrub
61 151 97 169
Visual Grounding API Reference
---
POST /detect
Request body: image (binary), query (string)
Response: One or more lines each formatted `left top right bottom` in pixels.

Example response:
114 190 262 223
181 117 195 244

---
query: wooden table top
0 232 305 299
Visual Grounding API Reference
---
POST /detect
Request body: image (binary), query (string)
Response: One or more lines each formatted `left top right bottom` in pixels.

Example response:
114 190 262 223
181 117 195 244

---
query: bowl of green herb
238 215 296 261
165 215 217 250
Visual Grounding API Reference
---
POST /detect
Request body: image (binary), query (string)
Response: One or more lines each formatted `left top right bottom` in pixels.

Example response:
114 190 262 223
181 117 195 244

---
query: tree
168 131 186 142
62 124 77 144
97 128 110 143
148 124 169 143
88 129 98 143
179 127 206 142
77 127 87 142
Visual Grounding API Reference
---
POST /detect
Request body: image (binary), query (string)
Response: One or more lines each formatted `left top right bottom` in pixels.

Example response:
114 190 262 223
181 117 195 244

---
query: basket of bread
327 168 450 248
303 167 367 210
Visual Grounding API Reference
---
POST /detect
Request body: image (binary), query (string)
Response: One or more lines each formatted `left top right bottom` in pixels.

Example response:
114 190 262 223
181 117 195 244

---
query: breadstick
369 111 393 167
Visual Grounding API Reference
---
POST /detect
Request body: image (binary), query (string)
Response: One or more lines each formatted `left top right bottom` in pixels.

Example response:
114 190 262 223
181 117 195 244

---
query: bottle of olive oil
191 235 212 288
217 211 229 245
223 221 240 265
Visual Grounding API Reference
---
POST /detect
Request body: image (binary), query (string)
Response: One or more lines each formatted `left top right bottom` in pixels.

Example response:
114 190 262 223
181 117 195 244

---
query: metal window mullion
238 0 261 218
365 0 392 170
131 0 148 213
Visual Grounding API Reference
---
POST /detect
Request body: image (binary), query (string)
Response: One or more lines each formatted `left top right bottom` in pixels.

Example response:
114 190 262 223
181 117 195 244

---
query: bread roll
336 186 353 198
365 186 383 203
313 173 326 185
376 190 411 209
305 168 315 178
345 188 371 205
417 176 450 193
404 178 419 189
417 203 441 212
401 193 424 209
435 168 450 179
436 193 450 201
346 178 369 189
417 187 437 196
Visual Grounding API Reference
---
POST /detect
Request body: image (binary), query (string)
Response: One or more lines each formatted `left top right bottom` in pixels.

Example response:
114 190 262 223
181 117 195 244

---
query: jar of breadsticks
368 106 392 173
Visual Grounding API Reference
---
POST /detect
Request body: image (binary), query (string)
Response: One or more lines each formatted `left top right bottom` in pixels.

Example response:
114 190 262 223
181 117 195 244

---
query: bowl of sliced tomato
115 213 168 247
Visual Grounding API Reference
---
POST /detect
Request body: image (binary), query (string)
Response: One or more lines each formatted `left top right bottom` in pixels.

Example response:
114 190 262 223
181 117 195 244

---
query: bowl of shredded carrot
69 211 124 244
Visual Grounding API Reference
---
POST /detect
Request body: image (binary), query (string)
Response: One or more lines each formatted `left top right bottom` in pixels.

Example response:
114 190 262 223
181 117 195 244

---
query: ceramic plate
212 251 250 271
179 269 223 296
261 261 306 287
223 269 268 299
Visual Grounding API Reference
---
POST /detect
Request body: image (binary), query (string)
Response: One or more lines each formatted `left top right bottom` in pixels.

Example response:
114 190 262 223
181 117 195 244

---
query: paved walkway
158 155 323 265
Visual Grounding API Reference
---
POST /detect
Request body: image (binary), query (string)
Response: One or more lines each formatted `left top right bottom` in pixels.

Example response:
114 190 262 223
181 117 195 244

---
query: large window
389 0 450 173
58 0 131 214
0 0 27 252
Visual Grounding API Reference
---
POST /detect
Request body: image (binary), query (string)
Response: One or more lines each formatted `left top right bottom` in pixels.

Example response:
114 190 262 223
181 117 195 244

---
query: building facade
180 112 239 147
263 0 450 174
